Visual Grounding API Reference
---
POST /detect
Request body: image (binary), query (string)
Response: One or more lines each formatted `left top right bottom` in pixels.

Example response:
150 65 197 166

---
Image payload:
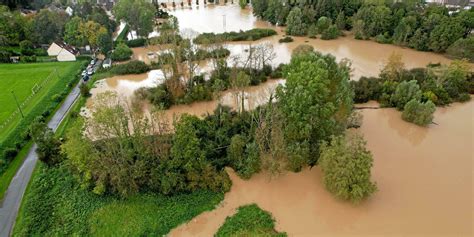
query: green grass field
13 164 224 236
0 62 82 140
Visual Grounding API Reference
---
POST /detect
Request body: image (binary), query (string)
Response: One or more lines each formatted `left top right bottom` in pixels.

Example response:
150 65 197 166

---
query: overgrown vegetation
351 53 472 126
111 43 133 61
139 21 278 108
215 204 287 237
319 133 377 203
13 164 224 236
193 28 277 44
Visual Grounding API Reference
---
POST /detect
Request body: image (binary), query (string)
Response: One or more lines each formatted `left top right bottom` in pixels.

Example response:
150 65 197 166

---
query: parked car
83 75 89 81
90 59 95 65
102 58 112 68
87 68 94 76
81 70 87 77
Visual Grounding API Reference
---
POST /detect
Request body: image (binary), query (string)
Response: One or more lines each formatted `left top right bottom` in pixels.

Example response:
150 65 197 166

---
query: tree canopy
276 51 353 170
113 0 155 39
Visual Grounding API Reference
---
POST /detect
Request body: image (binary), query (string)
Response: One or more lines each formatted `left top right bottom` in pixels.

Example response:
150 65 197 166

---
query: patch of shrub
109 60 150 75
390 80 422 110
402 99 436 126
321 25 340 40
125 38 147 48
20 55 37 63
278 36 294 43
446 36 474 62
193 28 277 44
351 77 382 103
375 32 392 44
216 204 287 237
2 147 18 161
111 43 133 61
319 133 377 203
457 93 471 102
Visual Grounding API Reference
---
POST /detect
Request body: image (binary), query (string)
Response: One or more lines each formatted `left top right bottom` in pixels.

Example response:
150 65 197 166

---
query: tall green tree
64 16 85 46
276 51 353 170
286 7 307 36
390 80 422 110
30 118 63 166
319 133 377 203
429 17 465 52
393 16 416 45
251 0 267 18
31 9 68 44
113 0 155 38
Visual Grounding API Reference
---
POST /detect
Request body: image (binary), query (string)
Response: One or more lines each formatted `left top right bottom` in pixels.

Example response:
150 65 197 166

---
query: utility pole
11 90 24 119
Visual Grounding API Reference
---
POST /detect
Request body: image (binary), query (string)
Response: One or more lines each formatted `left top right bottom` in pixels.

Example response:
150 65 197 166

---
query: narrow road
0 78 83 237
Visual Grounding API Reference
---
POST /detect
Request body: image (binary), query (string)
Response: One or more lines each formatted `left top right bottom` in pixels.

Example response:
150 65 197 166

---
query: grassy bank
13 164 224 236
216 204 287 237
0 142 32 200
0 61 85 168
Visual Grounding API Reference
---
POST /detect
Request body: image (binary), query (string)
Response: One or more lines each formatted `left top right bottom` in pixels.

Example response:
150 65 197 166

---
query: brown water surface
164 3 472 79
169 100 474 237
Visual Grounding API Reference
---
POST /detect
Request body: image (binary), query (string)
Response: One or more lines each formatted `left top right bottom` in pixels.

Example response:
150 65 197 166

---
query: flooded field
170 100 474 237
92 4 473 236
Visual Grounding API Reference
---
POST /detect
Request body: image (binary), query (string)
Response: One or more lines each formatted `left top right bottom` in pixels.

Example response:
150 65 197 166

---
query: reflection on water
169 100 474 237
160 79 284 122
90 70 165 100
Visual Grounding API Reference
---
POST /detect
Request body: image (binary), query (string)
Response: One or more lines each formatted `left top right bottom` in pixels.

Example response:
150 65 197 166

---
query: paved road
0 80 83 237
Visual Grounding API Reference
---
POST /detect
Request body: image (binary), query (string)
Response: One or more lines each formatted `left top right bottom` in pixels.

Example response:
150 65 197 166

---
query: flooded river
128 2 470 80
91 4 473 236
169 99 474 237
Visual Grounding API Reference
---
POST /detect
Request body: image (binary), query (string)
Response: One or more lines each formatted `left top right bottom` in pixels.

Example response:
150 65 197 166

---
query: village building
47 41 80 62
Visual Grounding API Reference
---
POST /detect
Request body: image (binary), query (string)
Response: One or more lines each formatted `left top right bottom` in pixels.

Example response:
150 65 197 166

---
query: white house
65 6 73 16
47 41 79 61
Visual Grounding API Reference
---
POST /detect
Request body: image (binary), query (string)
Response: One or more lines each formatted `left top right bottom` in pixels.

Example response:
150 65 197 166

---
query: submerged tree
319 133 377 203
402 99 436 126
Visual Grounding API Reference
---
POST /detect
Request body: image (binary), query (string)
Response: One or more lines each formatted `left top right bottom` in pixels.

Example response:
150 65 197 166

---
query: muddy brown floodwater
169 99 473 237
90 4 473 236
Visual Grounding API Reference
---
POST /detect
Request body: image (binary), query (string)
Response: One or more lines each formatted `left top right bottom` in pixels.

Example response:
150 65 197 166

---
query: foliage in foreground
13 164 224 237
62 92 230 197
215 204 287 237
319 133 377 203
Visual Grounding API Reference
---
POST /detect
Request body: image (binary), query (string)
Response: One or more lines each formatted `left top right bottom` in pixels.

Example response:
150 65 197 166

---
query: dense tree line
0 2 116 59
252 0 473 56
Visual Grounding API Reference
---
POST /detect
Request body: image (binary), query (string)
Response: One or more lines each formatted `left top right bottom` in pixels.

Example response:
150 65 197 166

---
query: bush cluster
109 60 150 75
278 36 293 43
215 204 287 237
193 28 277 44
111 43 133 61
